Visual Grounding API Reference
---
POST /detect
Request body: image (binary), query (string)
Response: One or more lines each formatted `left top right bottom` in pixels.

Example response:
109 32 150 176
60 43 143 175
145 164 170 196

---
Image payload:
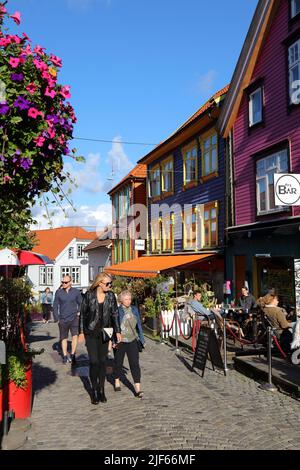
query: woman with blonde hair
79 273 121 404
114 290 145 398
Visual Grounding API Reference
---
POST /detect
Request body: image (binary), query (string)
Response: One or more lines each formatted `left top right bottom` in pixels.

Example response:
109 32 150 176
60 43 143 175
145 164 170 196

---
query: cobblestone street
21 321 300 450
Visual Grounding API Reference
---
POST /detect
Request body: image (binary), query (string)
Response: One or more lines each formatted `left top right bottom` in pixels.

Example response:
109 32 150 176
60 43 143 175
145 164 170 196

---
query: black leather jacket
79 289 121 335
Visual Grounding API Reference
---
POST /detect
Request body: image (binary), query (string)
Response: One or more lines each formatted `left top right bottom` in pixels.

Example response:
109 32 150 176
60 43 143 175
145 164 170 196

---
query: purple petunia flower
11 73 24 82
20 158 32 171
0 103 10 115
13 95 31 111
46 114 60 125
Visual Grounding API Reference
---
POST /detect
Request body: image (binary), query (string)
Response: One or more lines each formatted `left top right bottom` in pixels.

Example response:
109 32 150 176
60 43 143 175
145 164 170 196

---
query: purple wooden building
218 0 300 310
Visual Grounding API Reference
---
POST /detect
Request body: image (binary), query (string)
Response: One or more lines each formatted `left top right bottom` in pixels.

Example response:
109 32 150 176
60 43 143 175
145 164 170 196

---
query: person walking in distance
41 287 53 323
114 290 145 398
53 275 82 364
78 273 121 405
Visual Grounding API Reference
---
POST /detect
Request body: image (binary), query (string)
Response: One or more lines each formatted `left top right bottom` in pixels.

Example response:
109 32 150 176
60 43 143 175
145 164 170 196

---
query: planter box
145 316 159 333
7 366 32 419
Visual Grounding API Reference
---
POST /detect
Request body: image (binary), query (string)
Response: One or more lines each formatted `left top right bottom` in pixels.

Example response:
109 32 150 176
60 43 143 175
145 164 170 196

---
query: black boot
91 389 99 405
98 387 107 403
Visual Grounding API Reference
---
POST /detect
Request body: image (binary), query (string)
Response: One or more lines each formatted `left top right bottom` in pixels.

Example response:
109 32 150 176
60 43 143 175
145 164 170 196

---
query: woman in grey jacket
114 290 145 397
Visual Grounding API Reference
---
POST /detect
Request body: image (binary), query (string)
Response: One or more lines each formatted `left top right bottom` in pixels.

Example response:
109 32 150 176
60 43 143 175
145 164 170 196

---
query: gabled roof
137 85 229 166
31 227 97 260
84 227 112 251
107 164 147 196
217 0 278 137
84 238 112 251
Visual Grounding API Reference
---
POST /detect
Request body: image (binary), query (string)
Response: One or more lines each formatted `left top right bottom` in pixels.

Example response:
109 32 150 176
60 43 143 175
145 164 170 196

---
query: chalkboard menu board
193 326 225 377
192 327 210 376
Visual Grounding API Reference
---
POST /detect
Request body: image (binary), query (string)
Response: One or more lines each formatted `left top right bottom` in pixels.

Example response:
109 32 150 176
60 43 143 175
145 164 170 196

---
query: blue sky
8 0 258 231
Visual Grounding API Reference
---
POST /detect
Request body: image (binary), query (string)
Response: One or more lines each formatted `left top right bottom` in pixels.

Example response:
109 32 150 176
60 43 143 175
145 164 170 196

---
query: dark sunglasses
62 281 70 284
101 281 112 287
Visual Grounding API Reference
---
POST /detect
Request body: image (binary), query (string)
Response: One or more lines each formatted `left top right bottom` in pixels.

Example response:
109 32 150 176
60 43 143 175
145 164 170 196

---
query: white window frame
291 0 300 18
256 149 289 215
39 266 46 285
201 132 218 176
39 266 53 286
288 39 300 104
161 157 174 193
46 266 53 286
183 143 198 185
61 267 81 285
249 87 263 126
149 166 161 197
77 244 85 258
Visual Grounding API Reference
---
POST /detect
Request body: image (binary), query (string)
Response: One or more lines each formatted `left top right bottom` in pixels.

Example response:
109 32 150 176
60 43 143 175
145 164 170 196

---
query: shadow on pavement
31 363 58 409
27 335 56 343
175 354 194 372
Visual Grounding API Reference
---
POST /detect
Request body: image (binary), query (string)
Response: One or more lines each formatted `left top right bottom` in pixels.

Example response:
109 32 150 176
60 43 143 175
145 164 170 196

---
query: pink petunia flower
9 57 21 68
50 54 62 68
22 44 33 56
10 11 21 25
33 59 48 72
48 128 56 139
60 86 71 99
34 136 45 147
3 175 12 183
26 83 37 94
0 38 10 47
45 87 56 99
9 35 21 44
0 6 7 15
22 32 31 42
28 107 43 119
34 45 46 56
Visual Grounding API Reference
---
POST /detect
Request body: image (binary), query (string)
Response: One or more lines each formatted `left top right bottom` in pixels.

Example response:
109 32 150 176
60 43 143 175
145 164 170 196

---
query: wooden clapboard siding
148 132 226 253
233 0 300 226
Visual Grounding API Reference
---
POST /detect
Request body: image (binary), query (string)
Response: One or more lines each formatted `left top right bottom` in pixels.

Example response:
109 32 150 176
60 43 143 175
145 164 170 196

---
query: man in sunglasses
53 275 82 364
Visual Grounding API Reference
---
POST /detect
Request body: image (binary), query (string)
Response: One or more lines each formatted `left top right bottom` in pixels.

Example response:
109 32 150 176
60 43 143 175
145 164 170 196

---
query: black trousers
42 304 52 321
114 340 141 383
85 335 109 390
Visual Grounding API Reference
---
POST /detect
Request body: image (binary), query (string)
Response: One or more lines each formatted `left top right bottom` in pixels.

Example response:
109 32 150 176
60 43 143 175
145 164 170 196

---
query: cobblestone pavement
21 321 300 450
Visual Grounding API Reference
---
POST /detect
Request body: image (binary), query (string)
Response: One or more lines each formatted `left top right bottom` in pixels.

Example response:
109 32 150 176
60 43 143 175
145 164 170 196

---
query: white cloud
196 70 217 95
107 135 133 176
31 202 112 234
63 153 104 194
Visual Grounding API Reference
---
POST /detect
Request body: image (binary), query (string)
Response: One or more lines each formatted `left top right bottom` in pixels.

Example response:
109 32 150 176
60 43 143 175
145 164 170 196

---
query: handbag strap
125 310 138 339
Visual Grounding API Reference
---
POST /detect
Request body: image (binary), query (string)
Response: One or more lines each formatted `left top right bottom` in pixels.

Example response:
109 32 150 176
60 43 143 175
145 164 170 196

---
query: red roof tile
108 163 147 195
31 227 97 260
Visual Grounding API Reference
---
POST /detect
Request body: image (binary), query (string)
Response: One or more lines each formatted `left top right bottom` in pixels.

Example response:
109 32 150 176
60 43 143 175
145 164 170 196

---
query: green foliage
0 348 44 390
182 278 216 308
0 198 36 249
144 297 157 318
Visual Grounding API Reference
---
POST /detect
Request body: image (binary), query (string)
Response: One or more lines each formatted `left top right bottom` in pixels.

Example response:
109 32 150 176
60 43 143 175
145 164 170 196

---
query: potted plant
0 347 43 420
144 297 158 332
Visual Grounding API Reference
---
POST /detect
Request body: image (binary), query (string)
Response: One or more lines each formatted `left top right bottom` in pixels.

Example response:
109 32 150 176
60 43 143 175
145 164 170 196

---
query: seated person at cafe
237 286 257 312
257 294 295 331
188 289 215 321
257 293 296 352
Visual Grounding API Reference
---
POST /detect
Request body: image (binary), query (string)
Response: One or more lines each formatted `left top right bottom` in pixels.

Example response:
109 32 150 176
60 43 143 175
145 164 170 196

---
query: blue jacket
41 292 53 305
118 305 145 344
